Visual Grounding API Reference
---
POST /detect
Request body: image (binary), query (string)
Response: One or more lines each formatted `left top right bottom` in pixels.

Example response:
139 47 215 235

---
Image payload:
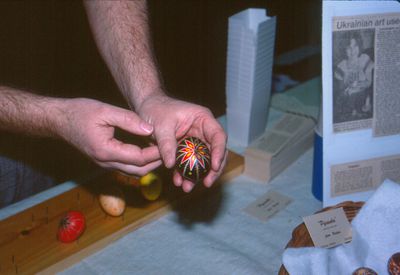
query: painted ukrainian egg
352 267 378 275
176 136 211 182
388 252 400 275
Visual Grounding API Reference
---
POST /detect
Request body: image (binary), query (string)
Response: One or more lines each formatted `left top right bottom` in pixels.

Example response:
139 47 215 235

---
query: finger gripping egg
176 137 211 182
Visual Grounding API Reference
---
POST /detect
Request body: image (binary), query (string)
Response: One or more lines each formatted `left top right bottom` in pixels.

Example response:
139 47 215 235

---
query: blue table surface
56 148 321 275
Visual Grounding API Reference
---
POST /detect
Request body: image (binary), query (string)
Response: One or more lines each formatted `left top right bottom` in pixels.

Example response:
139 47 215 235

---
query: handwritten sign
303 207 352 248
243 190 292 222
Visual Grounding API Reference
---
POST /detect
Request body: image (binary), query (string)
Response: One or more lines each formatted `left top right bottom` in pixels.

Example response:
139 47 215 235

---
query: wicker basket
278 201 365 275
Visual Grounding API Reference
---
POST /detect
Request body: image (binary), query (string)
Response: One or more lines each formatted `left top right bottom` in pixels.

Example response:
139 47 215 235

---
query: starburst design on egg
176 137 211 182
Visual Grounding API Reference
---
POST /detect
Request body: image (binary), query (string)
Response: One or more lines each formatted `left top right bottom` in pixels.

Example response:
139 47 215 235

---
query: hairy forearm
0 86 64 137
83 0 164 110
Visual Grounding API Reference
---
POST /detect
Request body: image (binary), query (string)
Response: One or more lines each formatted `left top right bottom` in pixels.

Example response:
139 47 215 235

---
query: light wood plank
0 151 243 274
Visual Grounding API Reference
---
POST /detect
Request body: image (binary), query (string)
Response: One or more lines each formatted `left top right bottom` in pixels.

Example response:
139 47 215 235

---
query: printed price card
303 207 352 248
243 190 292 222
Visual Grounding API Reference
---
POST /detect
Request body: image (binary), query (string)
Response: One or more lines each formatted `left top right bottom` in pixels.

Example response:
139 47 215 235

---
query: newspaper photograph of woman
332 29 375 132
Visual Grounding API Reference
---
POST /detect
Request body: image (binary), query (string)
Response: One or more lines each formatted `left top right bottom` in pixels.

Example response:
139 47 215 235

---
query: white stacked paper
225 8 276 148
244 113 316 182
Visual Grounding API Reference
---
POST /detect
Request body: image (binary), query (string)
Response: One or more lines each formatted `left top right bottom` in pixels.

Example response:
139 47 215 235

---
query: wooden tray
0 151 244 274
278 201 365 275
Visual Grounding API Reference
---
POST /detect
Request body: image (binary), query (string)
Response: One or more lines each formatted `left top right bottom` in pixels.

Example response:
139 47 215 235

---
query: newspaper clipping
332 13 400 135
331 154 400 197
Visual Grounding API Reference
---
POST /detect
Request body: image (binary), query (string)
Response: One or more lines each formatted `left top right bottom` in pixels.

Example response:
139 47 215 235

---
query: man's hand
136 95 227 192
84 1 227 191
0 87 162 176
57 98 162 176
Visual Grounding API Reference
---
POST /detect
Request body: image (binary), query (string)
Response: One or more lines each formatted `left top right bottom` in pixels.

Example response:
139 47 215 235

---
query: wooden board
0 151 243 274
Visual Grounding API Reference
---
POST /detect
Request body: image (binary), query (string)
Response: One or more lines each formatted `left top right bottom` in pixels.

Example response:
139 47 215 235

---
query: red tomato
57 210 86 243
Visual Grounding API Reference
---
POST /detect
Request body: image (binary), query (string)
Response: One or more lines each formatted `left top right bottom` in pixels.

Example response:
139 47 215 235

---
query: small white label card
243 190 292 222
303 207 352 248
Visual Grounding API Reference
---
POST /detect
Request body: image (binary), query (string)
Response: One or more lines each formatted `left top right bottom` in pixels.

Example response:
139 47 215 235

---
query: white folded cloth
282 179 400 275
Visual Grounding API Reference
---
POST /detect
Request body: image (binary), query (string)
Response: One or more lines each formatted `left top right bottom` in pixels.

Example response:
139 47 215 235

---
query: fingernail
140 122 153 133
